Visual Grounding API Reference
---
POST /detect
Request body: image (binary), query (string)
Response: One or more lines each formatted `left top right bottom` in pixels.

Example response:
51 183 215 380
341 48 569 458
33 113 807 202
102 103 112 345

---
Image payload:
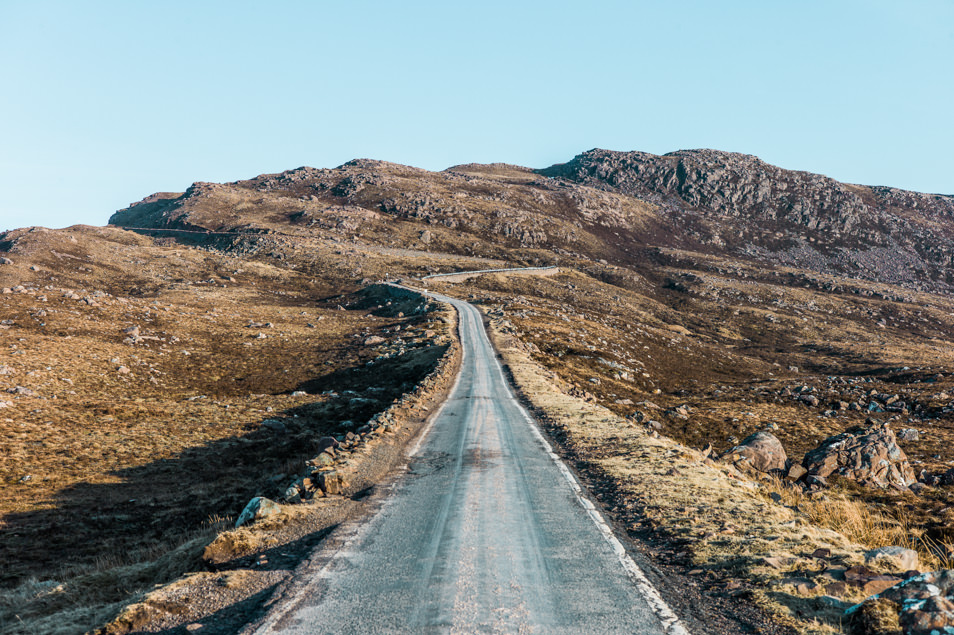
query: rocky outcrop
540 148 954 292
802 423 916 490
850 570 954 635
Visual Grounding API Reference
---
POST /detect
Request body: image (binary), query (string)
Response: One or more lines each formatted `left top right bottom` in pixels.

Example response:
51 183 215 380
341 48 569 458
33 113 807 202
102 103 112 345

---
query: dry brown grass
759 478 954 572
0 225 461 634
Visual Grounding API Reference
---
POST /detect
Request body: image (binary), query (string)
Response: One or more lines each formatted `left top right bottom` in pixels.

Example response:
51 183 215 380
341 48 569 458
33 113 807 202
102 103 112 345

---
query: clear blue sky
2 1 952 231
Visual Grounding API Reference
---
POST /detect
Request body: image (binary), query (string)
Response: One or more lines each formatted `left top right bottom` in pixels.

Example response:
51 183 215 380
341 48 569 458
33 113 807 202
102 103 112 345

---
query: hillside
4 148 954 633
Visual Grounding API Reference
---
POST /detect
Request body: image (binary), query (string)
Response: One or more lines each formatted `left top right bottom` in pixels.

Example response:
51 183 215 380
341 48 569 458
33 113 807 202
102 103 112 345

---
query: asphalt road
252 292 687 634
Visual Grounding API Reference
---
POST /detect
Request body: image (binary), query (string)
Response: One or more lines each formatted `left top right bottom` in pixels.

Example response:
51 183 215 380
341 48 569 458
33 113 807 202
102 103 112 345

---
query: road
251 291 688 634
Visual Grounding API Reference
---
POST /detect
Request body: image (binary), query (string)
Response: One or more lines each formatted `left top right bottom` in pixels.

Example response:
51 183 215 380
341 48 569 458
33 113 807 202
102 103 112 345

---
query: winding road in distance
250 285 688 634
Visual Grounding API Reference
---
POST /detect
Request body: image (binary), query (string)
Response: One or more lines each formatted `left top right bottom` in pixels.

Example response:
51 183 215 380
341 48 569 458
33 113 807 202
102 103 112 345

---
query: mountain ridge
109 148 954 293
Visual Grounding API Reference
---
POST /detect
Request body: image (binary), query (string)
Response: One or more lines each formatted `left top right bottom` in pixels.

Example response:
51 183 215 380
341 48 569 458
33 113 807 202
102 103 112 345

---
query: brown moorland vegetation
4 148 954 633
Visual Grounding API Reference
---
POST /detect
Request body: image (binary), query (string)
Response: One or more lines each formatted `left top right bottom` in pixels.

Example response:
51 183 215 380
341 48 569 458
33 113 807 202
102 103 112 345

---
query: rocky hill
541 149 954 291
110 149 954 294
7 147 954 634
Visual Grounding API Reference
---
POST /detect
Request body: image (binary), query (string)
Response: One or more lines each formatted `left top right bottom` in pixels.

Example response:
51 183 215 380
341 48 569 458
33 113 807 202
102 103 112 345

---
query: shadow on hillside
0 342 446 602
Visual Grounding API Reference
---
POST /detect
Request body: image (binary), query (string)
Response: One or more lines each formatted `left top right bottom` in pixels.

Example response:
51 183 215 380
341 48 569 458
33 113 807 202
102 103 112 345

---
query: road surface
252 291 687 634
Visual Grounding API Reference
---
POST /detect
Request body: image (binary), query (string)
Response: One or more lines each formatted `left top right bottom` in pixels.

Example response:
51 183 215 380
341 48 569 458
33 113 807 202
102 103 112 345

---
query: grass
759 477 954 572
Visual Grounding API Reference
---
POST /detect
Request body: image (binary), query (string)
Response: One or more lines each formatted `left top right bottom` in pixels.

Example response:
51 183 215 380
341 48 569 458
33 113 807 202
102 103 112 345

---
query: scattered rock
315 436 339 454
898 428 920 442
261 419 287 434
845 565 903 596
801 423 916 490
786 463 808 481
234 497 281 528
316 470 347 495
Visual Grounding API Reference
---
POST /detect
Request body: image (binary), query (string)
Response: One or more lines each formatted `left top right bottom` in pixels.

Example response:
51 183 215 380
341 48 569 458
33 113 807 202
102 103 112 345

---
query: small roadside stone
235 497 281 528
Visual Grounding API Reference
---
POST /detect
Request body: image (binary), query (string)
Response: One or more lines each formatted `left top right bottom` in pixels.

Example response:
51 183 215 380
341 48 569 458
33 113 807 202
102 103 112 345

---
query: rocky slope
541 149 954 291
110 149 954 294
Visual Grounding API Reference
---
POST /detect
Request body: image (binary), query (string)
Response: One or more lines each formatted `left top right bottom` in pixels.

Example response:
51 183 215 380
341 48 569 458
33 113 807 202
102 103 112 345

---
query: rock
898 428 920 442
364 335 386 346
235 497 281 528
0 257 12 265
122 326 140 337
825 581 849 598
315 436 339 454
420 229 433 244
850 570 954 635
801 394 820 407
316 470 347 495
261 419 287 433
801 423 916 490
780 577 819 595
722 431 787 473
847 597 901 635
939 468 954 486
311 452 334 468
845 565 903 596
862 546 920 574
786 463 808 481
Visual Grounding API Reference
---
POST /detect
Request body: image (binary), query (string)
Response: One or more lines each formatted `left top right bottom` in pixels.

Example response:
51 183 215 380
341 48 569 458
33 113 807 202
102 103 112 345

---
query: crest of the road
250 288 689 634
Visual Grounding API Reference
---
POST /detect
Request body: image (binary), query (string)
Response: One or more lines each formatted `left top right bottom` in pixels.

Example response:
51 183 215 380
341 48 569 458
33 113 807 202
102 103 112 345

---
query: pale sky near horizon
1 1 952 232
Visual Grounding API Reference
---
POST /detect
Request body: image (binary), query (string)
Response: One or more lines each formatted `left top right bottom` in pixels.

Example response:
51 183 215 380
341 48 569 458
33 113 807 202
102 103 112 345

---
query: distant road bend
251 278 689 634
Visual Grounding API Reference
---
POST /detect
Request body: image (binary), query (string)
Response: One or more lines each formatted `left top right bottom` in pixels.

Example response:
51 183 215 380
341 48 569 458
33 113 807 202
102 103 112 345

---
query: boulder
898 428 920 442
802 423 915 490
722 431 787 473
316 470 347 495
848 570 954 635
0 257 12 265
235 497 281 528
364 335 386 346
311 451 334 468
315 436 339 454
845 565 903 596
864 546 920 574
